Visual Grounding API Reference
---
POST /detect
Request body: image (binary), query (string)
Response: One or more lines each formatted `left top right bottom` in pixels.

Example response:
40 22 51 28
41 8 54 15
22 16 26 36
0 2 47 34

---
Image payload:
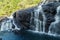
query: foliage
0 0 41 17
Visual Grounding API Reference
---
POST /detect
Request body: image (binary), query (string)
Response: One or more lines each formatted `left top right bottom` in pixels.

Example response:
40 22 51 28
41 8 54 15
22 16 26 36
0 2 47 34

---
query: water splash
0 14 20 32
48 6 60 35
9 14 20 30
0 18 13 31
30 0 47 33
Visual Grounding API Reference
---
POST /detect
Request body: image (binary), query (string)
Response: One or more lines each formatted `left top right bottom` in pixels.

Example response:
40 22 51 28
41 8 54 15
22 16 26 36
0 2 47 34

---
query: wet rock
0 17 8 27
42 2 60 32
0 17 15 31
49 6 60 34
13 7 36 30
0 38 2 40
0 17 8 22
13 2 60 32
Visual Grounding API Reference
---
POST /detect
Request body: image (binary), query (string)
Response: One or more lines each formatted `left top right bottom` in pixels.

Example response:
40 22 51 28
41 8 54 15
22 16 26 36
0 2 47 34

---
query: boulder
13 7 36 30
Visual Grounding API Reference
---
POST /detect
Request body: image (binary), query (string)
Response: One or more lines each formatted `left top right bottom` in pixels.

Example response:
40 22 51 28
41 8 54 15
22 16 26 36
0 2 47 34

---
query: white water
33 0 46 32
0 14 20 32
0 19 12 31
48 6 60 35
30 0 60 36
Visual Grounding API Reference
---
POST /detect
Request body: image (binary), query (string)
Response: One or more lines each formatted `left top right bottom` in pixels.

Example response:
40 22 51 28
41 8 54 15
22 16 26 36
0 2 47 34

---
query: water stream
0 14 20 32
48 6 60 35
31 0 47 33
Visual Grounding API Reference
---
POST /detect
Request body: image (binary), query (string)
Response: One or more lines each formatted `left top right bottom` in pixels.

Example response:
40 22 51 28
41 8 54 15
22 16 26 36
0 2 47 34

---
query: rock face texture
13 7 36 30
49 6 60 34
13 2 60 33
47 0 60 2
0 2 60 33
0 1 60 40
0 17 9 28
42 2 60 32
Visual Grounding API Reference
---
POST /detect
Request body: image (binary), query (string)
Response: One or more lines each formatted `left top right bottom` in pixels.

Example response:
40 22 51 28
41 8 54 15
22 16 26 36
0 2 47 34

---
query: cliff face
13 7 36 30
0 1 60 34
12 2 60 32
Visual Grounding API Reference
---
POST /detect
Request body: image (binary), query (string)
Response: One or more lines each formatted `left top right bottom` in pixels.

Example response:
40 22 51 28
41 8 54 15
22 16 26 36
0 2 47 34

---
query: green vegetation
0 0 41 17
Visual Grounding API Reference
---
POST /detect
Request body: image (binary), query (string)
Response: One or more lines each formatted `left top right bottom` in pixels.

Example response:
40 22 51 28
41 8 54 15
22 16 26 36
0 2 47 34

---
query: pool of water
0 30 60 40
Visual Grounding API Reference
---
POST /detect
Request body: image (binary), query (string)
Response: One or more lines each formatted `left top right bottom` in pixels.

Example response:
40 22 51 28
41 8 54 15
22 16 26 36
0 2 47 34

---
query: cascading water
48 6 60 36
0 19 12 31
33 7 46 32
0 0 60 37
32 0 47 33
0 14 20 32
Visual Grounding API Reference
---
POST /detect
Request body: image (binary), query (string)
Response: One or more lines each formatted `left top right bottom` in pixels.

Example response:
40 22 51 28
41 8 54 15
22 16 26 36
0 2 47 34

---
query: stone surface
13 7 36 30
42 2 60 32
12 2 60 32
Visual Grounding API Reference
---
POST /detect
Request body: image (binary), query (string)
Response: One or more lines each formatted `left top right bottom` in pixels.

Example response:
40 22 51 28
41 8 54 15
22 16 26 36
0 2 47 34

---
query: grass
0 0 41 17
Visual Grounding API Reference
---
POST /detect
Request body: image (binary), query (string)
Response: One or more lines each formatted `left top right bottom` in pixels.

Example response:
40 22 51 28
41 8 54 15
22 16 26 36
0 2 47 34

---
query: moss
0 0 41 17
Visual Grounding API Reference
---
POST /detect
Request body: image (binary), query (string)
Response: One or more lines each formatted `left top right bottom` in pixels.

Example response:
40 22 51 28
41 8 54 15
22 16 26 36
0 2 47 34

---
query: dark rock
42 2 60 32
0 17 9 22
13 2 60 32
0 38 2 40
0 17 15 30
49 6 60 34
13 7 36 30
0 17 9 28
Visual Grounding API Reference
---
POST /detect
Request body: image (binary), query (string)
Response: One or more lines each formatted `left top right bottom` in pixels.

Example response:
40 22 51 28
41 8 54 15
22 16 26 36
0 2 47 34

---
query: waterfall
1 0 60 36
34 6 46 32
48 6 60 35
34 10 40 31
0 14 20 32
30 0 47 33
0 19 13 31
